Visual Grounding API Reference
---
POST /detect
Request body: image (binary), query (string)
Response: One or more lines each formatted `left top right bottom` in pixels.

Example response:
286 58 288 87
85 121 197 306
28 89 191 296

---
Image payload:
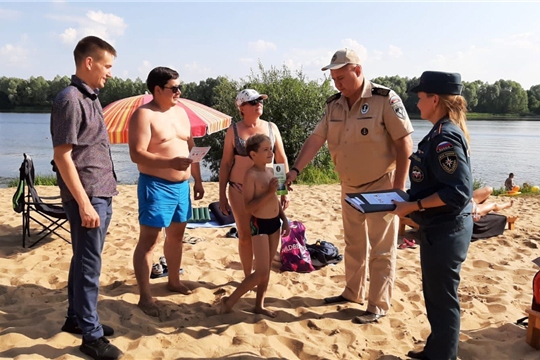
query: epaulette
326 92 341 104
371 85 390 97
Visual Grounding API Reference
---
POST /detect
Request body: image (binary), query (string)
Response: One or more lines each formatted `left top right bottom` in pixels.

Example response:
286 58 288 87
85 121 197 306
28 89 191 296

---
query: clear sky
1 1 539 89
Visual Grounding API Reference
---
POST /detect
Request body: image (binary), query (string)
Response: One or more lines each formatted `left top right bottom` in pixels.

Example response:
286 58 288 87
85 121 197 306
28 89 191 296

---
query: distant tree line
2 66 540 180
370 76 540 116
1 69 540 116
0 75 148 111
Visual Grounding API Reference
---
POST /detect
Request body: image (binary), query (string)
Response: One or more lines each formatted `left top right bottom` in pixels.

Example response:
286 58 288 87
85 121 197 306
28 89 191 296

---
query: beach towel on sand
471 213 507 241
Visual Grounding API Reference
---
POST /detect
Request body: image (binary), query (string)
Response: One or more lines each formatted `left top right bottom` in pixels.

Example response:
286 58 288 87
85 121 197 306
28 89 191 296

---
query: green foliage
8 174 57 187
462 80 481 110
370 75 419 115
1 73 540 116
189 77 238 180
472 178 484 190
490 184 537 196
100 77 147 107
193 63 336 180
182 77 227 107
495 80 528 114
528 85 540 115
294 163 340 185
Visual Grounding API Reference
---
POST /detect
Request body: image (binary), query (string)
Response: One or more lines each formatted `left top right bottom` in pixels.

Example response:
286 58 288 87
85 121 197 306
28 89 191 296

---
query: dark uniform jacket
408 117 473 228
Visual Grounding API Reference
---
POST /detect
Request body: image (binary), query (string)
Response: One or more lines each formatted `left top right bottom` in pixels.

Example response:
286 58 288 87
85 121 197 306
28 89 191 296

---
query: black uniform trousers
418 215 473 360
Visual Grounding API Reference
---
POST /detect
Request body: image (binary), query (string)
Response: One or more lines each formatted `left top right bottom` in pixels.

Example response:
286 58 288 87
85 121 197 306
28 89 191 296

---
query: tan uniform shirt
313 81 414 186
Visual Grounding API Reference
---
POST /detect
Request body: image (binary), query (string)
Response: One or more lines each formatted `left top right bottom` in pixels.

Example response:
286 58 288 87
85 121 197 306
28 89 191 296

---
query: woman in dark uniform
391 71 473 360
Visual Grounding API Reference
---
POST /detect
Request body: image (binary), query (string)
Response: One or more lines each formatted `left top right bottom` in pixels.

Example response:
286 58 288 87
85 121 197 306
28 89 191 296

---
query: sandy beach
0 183 539 360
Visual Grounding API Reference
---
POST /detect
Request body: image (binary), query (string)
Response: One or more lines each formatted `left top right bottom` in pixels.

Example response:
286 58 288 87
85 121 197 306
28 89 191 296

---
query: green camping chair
12 153 70 248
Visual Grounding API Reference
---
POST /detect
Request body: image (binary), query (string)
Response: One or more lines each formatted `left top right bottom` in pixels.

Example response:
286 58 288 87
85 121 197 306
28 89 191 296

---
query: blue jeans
64 197 112 342
419 215 473 360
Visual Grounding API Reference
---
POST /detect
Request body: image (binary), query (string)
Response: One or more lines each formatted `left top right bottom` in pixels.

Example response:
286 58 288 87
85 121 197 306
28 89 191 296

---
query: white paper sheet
188 147 210 163
362 192 406 205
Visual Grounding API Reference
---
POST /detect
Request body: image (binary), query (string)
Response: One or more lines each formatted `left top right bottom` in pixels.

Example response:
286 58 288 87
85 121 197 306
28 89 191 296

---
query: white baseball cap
235 89 268 107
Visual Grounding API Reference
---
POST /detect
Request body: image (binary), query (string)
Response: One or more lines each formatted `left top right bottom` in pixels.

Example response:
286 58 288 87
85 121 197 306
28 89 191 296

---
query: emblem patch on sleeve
438 151 458 174
411 166 424 182
389 95 401 105
436 141 453 153
361 103 369 114
392 104 406 119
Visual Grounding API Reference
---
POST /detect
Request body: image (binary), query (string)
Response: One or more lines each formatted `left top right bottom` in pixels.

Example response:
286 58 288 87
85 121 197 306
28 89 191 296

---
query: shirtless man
129 66 204 317
220 134 289 317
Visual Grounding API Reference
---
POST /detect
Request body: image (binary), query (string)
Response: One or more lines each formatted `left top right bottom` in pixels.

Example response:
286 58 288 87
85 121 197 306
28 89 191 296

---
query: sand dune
0 183 539 359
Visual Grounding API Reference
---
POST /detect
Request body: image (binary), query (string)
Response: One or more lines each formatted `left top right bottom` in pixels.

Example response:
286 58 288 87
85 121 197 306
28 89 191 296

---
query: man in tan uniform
286 48 413 324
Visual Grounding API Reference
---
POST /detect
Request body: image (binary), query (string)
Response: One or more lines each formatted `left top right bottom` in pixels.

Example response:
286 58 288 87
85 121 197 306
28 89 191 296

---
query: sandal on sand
151 263 164 278
183 236 204 245
150 263 184 279
225 227 238 238
398 238 417 249
159 256 167 268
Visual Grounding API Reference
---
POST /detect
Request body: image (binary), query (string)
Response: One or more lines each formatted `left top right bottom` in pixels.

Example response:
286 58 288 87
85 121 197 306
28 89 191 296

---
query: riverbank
3 108 540 120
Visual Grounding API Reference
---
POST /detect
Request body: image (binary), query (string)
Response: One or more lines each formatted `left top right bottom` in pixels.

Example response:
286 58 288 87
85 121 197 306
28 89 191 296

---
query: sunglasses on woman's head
163 85 182 93
243 98 263 106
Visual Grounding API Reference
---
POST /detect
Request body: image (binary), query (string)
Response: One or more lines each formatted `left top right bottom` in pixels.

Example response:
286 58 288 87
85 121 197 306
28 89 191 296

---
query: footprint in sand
471 259 491 268
523 240 538 249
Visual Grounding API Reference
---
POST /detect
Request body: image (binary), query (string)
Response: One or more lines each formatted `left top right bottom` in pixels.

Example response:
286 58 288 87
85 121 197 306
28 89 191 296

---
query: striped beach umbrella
103 94 232 144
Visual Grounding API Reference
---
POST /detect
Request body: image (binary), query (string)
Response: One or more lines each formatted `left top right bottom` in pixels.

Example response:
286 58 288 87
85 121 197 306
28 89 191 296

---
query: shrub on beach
193 62 336 182
294 164 340 185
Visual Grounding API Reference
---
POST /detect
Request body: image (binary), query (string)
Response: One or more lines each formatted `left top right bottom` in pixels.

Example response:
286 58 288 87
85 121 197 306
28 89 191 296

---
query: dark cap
409 71 463 95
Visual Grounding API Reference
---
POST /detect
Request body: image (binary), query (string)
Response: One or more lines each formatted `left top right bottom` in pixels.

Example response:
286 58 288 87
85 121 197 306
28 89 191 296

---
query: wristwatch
291 167 301 176
417 199 426 212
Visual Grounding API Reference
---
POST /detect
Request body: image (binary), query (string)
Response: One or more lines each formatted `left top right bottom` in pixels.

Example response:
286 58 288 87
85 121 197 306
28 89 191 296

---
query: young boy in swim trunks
220 134 290 317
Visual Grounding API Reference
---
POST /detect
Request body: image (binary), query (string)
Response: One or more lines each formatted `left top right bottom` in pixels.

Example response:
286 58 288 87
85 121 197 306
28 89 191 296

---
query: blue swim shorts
137 173 192 228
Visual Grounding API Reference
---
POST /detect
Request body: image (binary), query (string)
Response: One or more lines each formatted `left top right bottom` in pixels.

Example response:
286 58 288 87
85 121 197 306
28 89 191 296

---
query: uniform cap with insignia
321 48 361 71
409 71 463 95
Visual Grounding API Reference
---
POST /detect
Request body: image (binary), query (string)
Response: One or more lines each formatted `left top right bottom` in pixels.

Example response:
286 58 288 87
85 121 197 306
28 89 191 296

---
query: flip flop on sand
398 238 417 249
159 255 167 268
225 227 238 238
183 236 204 244
150 261 184 279
150 264 184 279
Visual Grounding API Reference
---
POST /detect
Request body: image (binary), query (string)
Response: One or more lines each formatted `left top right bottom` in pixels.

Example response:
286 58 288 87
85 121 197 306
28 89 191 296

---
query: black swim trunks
250 215 281 236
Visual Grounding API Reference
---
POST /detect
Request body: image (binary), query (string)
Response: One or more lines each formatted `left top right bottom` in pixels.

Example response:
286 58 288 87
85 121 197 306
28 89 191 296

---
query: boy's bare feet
167 281 192 295
138 299 160 317
254 306 276 318
219 296 233 314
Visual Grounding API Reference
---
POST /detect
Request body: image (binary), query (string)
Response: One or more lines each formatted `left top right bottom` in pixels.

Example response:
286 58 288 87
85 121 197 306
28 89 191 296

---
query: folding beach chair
12 153 70 248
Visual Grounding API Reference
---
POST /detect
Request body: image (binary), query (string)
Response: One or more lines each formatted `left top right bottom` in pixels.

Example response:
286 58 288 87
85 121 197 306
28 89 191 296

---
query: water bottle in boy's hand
273 163 288 195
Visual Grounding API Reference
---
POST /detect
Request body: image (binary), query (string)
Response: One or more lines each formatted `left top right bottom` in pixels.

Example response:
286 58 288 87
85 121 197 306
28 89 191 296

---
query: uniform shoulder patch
438 151 458 174
436 141 454 153
370 83 391 97
326 92 341 104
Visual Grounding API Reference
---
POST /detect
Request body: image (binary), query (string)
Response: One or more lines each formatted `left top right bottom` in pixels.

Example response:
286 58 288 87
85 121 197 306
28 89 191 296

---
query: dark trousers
419 215 472 360
64 197 112 342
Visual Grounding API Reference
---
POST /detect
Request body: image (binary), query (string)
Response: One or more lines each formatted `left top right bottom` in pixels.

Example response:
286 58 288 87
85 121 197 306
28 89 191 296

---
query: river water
0 113 538 189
